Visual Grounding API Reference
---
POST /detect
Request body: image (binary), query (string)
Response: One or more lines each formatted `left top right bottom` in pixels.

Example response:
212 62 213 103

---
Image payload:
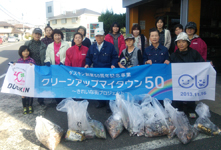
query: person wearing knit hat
169 32 205 118
181 22 207 62
24 28 47 107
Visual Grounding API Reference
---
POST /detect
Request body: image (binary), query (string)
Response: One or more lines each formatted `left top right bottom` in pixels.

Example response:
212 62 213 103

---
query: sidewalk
0 75 220 150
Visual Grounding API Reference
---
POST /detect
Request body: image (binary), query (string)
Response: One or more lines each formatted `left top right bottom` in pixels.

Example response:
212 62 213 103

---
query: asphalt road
40 100 221 150
0 41 25 87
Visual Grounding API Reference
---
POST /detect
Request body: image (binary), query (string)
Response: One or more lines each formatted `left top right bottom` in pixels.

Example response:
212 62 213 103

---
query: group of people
14 16 208 117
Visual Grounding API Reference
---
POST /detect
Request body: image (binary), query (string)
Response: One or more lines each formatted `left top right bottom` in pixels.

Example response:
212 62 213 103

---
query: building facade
0 21 23 39
46 1 100 41
123 0 221 72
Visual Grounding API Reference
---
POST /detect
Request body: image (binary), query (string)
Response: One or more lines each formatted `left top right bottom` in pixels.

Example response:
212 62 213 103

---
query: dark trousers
172 101 196 113
97 100 110 108
56 98 63 104
22 97 33 107
37 98 44 104
159 100 164 107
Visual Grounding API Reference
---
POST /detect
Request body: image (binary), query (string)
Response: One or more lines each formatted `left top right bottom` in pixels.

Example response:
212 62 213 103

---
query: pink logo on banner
13 68 26 86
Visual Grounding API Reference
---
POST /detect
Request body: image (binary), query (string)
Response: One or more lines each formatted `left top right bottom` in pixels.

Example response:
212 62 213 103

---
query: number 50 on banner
145 76 165 89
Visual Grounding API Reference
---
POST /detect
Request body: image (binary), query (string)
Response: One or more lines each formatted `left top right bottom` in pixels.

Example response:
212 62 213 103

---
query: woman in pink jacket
105 22 126 56
174 22 207 61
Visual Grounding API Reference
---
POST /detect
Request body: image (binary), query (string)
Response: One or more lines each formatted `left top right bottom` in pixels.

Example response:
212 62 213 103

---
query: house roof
14 24 31 29
0 21 14 27
48 8 101 20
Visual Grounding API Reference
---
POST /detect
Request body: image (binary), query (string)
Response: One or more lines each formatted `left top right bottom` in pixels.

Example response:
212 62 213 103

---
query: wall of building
129 6 139 32
0 27 13 34
50 14 99 29
50 18 80 29
188 0 201 35
80 14 99 29
138 4 157 39
46 0 62 19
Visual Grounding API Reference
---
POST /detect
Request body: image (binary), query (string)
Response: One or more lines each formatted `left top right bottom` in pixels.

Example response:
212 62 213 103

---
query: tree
98 9 126 35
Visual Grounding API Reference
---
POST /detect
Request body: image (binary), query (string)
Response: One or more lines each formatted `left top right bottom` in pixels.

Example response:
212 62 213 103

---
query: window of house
48 6 52 13
52 20 57 25
72 18 76 23
61 19 67 24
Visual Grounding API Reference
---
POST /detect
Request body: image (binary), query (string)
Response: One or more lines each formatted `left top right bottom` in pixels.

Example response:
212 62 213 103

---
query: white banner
172 62 216 101
1 63 216 101
1 64 35 97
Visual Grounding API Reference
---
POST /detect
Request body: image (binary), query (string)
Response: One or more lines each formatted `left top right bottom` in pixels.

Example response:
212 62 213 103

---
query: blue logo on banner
178 74 209 89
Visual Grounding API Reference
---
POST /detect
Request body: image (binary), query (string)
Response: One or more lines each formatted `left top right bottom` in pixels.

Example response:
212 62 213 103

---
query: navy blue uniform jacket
86 41 118 68
143 43 169 64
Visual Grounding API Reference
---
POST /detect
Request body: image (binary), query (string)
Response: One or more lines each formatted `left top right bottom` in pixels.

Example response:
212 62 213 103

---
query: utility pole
22 13 24 40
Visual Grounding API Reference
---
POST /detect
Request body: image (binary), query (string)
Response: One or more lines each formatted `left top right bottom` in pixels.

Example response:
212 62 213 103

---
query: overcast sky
0 0 126 25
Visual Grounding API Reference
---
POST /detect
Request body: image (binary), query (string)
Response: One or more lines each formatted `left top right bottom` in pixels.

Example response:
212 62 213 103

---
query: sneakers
23 106 34 115
29 106 33 114
23 107 28 115
189 113 197 119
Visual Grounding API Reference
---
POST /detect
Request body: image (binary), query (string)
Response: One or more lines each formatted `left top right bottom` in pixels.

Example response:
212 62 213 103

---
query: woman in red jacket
174 22 207 61
105 22 126 56
65 32 89 67
185 22 207 61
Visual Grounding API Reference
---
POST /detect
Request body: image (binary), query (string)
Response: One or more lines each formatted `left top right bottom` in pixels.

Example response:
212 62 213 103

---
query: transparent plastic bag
105 100 124 139
56 98 92 132
194 102 221 136
115 93 144 136
128 102 144 136
89 119 106 139
142 97 174 138
116 93 130 130
164 99 198 144
35 116 63 150
56 98 106 140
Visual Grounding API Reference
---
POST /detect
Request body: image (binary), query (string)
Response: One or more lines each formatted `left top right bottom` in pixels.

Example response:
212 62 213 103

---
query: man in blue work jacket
143 27 169 106
85 28 118 113
143 28 170 65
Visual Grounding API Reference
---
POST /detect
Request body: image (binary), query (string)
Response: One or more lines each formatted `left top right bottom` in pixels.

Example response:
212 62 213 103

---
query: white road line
113 134 212 150
0 41 25 49
0 73 6 79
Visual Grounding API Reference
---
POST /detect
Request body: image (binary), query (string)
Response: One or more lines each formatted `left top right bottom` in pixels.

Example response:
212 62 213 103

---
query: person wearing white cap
169 32 204 118
85 28 118 113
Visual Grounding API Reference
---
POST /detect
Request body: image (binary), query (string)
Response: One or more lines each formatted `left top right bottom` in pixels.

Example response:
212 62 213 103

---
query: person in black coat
71 26 91 48
169 32 204 119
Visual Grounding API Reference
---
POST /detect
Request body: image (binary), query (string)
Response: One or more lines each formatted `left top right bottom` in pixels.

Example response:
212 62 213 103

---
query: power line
0 4 22 22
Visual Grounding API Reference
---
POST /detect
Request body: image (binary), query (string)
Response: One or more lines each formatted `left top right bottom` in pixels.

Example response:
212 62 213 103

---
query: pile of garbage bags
105 93 176 139
105 93 221 144
35 93 221 148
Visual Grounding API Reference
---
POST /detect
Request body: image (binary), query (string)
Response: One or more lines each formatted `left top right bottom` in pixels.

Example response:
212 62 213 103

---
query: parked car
8 36 19 42
0 37 3 45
